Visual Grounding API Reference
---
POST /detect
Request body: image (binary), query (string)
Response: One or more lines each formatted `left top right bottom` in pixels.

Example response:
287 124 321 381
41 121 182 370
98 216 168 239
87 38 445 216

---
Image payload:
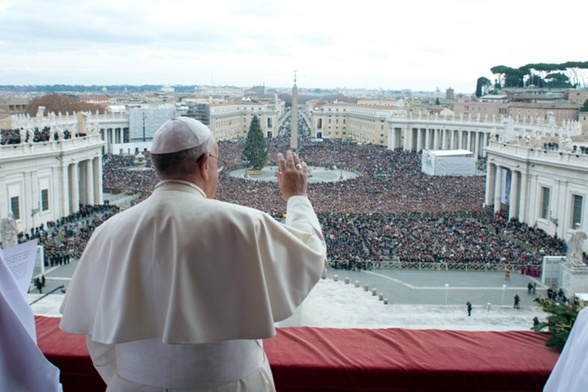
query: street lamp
142 111 146 142
501 284 506 306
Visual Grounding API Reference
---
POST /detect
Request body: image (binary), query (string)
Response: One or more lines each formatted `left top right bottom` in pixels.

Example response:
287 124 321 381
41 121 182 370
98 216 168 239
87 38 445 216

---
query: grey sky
0 0 584 93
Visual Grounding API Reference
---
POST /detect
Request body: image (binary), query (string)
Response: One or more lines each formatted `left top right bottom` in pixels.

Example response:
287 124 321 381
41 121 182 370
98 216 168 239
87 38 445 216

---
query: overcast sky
0 0 584 93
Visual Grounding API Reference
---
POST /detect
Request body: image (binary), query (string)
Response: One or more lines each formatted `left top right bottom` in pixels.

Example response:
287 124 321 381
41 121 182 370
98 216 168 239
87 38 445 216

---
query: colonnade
484 162 529 223
102 127 127 153
389 126 490 157
61 156 103 215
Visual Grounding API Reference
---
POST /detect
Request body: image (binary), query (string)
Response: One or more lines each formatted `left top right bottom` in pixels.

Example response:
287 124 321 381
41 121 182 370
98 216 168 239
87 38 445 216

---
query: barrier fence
329 259 542 275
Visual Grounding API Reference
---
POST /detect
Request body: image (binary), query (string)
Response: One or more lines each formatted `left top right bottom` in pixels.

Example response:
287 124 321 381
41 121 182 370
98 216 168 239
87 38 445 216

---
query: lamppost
549 211 559 237
501 284 507 306
142 111 146 142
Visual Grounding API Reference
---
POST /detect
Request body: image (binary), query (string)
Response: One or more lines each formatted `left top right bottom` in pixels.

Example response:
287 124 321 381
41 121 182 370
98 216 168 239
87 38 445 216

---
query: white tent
421 149 476 176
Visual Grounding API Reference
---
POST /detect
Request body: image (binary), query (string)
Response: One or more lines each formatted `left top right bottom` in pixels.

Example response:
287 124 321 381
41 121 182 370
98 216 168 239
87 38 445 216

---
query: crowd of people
18 204 120 268
0 126 74 145
85 139 569 273
7 137 571 274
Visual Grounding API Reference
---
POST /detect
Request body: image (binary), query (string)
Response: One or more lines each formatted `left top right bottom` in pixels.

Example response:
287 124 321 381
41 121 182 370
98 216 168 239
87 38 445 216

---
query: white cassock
0 250 62 392
60 181 327 391
544 306 588 392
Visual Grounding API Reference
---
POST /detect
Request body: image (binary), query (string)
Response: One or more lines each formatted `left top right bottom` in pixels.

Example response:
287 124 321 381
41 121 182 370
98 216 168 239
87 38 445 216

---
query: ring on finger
295 163 302 169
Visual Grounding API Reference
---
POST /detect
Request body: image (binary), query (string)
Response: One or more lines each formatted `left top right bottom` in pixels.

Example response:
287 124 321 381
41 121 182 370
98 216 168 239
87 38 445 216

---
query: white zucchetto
151 117 211 154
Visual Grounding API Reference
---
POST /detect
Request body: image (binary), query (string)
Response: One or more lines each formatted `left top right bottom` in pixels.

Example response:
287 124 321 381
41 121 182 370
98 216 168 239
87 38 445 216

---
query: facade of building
0 116 104 235
452 95 510 119
453 88 587 131
209 102 284 141
485 141 588 253
507 102 579 125
567 89 588 106
128 105 176 143
307 102 398 145
579 111 588 135
306 100 582 157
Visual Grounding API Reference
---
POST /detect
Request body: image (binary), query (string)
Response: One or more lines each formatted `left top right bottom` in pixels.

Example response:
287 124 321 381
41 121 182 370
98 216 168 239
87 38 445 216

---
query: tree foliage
475 77 492 97
241 115 267 170
490 61 588 90
533 297 586 352
26 93 107 117
580 99 588 112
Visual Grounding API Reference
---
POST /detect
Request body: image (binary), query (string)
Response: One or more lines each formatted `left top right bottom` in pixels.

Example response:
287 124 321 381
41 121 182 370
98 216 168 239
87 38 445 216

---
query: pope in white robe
60 117 327 391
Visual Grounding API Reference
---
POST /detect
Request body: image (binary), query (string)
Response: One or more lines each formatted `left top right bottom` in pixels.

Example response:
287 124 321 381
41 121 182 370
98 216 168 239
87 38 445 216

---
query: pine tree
242 115 267 170
533 297 586 352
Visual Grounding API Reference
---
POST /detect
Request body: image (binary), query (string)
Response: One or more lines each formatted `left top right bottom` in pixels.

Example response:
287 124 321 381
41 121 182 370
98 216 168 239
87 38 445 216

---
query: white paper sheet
3 239 39 295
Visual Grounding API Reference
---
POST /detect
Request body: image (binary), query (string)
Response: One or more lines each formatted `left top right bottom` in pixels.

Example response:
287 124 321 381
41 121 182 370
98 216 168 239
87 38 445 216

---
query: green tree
475 77 492 97
533 297 585 352
580 99 588 112
545 72 571 88
242 115 267 170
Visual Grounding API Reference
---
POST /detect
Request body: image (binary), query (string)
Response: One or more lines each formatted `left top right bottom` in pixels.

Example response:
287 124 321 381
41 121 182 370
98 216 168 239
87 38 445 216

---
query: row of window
9 190 49 220
540 187 584 228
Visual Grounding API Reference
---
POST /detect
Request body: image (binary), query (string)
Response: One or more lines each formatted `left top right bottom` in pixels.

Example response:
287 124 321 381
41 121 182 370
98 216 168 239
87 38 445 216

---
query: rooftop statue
1 212 18 249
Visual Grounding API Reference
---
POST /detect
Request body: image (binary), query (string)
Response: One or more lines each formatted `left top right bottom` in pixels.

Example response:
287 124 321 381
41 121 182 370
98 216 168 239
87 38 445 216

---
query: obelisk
290 72 298 150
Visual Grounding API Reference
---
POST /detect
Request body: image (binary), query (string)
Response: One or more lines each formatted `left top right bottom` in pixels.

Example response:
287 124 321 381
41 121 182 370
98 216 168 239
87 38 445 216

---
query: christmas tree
242 115 267 170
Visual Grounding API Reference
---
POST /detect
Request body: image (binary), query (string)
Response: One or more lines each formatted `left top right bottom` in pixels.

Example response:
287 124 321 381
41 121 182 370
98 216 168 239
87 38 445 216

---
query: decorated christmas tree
242 115 267 170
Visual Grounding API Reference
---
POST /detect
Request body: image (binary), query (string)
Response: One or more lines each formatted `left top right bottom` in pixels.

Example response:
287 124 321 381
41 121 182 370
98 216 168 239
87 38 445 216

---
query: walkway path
29 262 548 331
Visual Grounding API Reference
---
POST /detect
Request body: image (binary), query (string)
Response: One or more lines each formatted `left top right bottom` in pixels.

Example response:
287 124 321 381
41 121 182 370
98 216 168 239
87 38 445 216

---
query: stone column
85 159 94 205
69 162 79 213
518 172 528 223
494 165 502 213
390 128 396 150
403 127 411 150
61 164 70 216
485 162 496 207
93 156 103 204
433 129 439 150
482 132 489 157
425 128 431 150
509 170 520 221
440 129 445 150
416 128 422 151
451 129 459 150
467 131 472 152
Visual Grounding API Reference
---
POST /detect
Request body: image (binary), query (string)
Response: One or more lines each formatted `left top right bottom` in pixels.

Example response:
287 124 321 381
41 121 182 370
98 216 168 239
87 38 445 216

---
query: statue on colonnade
1 212 18 249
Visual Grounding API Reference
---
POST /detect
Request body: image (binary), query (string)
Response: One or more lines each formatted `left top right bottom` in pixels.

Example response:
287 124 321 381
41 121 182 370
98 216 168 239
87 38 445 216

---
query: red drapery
36 316 559 392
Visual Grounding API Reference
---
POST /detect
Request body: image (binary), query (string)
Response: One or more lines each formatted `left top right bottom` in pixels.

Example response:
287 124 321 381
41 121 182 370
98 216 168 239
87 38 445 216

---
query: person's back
60 117 327 391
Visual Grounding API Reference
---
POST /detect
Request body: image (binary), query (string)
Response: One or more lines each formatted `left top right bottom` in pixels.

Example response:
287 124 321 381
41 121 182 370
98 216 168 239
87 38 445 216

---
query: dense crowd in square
5 134 575 274
95 139 570 273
